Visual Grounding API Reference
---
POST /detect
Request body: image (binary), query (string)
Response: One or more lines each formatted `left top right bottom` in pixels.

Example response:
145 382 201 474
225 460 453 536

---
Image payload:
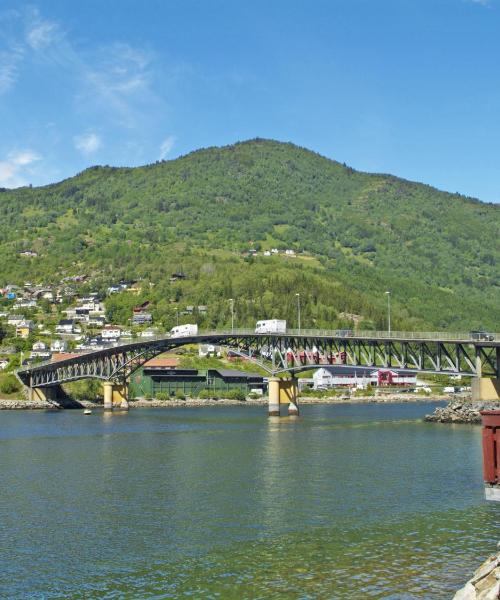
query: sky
0 0 499 202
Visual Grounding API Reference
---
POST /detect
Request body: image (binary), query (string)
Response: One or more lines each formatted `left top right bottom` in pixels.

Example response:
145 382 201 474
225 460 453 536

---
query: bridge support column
103 382 129 411
472 378 500 402
31 385 62 403
268 378 281 416
267 377 299 417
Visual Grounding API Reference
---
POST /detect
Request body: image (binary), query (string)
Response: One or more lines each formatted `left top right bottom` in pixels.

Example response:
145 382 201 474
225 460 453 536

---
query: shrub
155 392 170 401
175 389 186 400
0 375 21 395
226 388 246 401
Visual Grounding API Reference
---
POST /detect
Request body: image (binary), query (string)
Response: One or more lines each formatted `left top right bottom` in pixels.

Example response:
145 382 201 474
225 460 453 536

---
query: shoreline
0 393 449 411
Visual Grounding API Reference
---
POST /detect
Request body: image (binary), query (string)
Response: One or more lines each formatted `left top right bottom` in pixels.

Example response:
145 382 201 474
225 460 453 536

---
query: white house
56 319 75 334
50 339 68 352
7 315 25 327
0 359 8 370
101 325 122 340
313 367 417 389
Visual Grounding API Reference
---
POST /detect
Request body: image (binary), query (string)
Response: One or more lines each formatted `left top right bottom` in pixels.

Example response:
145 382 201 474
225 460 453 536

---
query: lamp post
296 293 301 335
385 291 391 335
229 298 234 333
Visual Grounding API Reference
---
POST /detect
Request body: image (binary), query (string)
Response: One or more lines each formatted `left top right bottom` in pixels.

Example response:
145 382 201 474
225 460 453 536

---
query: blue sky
0 0 499 202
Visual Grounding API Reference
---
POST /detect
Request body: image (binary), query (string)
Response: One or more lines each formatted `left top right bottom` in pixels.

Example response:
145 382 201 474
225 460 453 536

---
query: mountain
0 138 498 331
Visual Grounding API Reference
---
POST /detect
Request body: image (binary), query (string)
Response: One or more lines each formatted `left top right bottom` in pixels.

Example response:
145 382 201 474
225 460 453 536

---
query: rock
454 552 500 599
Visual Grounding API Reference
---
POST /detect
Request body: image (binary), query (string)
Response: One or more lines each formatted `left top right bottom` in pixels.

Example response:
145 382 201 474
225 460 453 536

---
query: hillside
0 139 498 331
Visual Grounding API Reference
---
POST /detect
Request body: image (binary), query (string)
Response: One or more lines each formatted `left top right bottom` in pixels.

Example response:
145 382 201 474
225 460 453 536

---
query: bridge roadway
16 329 500 412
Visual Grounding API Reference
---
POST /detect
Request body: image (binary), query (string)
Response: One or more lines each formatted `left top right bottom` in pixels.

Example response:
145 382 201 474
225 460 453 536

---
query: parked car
470 331 495 341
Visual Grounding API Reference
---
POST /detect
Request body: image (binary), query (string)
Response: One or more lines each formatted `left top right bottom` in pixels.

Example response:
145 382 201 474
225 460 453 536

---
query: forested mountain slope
0 139 498 331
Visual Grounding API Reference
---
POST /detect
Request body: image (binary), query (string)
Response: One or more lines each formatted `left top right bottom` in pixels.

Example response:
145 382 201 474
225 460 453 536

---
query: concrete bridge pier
472 378 500 402
267 377 299 417
472 351 500 402
29 385 63 403
103 381 129 411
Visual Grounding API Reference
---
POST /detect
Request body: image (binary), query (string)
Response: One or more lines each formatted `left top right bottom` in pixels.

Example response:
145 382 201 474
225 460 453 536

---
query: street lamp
385 291 391 335
296 293 301 335
229 298 234 333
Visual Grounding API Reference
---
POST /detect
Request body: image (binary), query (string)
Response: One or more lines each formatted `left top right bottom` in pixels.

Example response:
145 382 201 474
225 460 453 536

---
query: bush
198 389 212 399
175 389 186 401
226 388 246 401
0 375 21 395
155 391 170 401
248 392 260 400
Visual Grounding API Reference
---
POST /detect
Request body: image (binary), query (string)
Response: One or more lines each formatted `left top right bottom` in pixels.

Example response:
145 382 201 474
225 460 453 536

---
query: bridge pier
103 382 129 411
30 385 62 403
268 377 299 417
472 378 500 402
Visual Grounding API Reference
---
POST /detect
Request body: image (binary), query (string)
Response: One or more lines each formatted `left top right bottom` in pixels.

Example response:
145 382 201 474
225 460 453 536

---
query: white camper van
170 324 198 338
255 319 287 334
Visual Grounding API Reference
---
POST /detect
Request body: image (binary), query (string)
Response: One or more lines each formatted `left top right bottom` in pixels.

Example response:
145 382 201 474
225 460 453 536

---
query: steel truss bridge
16 329 500 389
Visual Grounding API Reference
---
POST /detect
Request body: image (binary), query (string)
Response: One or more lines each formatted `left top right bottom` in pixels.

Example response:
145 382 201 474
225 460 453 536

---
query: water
0 402 498 598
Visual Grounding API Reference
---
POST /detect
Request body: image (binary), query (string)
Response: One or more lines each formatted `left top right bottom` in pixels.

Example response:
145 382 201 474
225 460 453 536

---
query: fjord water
1 403 498 598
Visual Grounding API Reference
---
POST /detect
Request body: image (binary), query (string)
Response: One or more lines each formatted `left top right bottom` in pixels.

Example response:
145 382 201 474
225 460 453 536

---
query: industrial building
129 357 266 398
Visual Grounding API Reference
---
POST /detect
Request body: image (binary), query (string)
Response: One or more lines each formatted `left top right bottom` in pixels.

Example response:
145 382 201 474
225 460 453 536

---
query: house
56 319 75 334
16 320 34 338
19 250 38 257
7 315 25 327
50 339 68 352
88 315 106 327
271 248 279 254
140 328 160 338
312 367 417 389
197 305 207 314
0 359 9 370
133 301 151 314
285 249 296 256
32 341 47 352
30 345 51 360
263 251 271 256
101 325 122 340
13 299 37 310
132 312 152 325
199 344 221 358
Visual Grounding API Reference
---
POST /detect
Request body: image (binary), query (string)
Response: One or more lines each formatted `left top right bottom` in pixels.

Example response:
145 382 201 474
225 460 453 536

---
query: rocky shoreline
454 546 500 599
0 393 447 410
425 398 500 424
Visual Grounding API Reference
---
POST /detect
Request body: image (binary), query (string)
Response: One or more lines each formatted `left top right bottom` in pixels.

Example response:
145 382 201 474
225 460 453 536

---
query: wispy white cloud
467 0 491 5
26 16 60 50
159 135 176 159
0 45 24 94
74 132 102 155
0 149 41 188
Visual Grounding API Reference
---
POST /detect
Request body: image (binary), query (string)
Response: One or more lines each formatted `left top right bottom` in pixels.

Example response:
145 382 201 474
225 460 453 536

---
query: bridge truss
16 331 500 389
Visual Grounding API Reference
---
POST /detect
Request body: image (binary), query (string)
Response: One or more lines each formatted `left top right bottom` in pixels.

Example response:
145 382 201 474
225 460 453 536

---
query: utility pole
229 298 234 333
174 308 179 327
385 291 391 335
296 293 301 335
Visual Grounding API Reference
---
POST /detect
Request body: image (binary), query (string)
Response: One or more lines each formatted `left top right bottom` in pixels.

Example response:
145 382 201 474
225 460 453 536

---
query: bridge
16 329 500 415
